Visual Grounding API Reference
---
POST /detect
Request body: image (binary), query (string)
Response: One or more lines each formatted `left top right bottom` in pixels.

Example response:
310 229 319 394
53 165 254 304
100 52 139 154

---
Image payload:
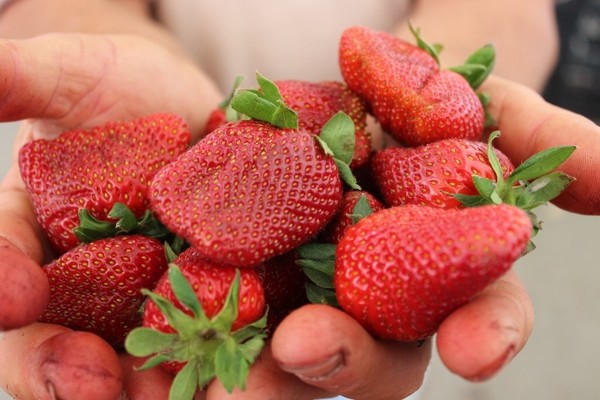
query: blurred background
0 0 599 399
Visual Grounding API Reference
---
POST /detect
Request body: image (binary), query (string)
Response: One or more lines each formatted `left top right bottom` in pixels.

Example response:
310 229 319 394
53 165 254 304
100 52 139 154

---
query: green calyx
454 131 576 251
74 202 177 244
230 72 298 129
314 112 361 190
230 72 360 190
298 194 374 305
219 75 246 123
409 23 443 66
449 44 496 90
124 266 268 399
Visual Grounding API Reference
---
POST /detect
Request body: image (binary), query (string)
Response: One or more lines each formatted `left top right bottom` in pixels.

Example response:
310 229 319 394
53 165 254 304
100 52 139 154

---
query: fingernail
279 352 345 382
46 381 57 400
468 344 516 382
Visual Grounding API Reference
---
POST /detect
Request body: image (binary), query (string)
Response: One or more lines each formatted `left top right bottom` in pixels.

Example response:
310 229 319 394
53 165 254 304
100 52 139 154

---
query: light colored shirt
155 0 410 91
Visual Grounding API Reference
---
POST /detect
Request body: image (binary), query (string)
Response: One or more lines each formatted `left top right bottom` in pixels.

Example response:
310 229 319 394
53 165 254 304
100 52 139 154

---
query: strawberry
255 250 309 333
276 80 372 169
371 137 514 209
125 247 267 398
204 77 372 169
39 234 168 348
372 131 576 251
150 74 359 268
319 190 385 243
339 25 493 146
18 113 191 254
334 204 532 341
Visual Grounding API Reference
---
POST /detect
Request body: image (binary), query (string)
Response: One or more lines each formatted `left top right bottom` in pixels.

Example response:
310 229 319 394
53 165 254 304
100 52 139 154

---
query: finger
435 270 533 381
205 345 322 400
0 35 106 123
120 355 178 400
0 165 51 329
0 34 222 137
270 304 431 400
0 323 123 400
481 75 600 215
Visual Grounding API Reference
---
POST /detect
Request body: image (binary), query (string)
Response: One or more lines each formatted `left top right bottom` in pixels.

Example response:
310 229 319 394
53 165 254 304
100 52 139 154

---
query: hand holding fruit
0 28 599 400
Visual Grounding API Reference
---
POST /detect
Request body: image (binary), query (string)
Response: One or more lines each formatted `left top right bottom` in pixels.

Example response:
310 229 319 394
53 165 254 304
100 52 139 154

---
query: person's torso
156 0 410 91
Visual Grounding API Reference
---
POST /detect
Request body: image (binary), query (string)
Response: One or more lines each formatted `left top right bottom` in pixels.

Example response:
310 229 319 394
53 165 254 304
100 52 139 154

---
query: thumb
271 304 430 400
0 34 109 123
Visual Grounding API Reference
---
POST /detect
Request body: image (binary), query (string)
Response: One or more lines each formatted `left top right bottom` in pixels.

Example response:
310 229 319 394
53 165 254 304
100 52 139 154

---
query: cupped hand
1 38 599 400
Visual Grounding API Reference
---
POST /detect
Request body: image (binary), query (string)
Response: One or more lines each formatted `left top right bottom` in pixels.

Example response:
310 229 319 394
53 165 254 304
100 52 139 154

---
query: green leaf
256 72 283 103
318 112 356 165
211 270 241 333
215 338 250 393
306 283 339 307
169 360 200 400
450 44 495 89
515 172 575 210
302 264 335 289
219 75 245 111
74 209 118 242
138 353 175 371
169 264 204 319
297 243 337 261
142 289 199 337
238 334 267 364
472 175 502 204
485 131 504 185
230 72 298 129
349 193 374 224
271 102 299 129
335 158 361 190
453 193 492 207
409 23 441 65
230 90 278 121
124 327 179 357
507 145 577 184
108 202 139 232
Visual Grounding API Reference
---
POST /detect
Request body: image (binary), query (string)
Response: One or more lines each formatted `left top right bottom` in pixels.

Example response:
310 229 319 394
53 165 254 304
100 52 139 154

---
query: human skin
1 1 598 399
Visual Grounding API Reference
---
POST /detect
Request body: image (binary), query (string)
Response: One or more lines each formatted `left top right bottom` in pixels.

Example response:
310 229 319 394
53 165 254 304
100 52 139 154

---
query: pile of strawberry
18 26 576 399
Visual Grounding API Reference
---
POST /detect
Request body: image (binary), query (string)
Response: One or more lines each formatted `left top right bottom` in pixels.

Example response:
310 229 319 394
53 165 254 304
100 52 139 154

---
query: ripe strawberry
204 77 372 169
319 190 385 243
125 247 267 397
18 113 191 254
371 138 514 209
339 25 490 146
334 204 532 341
150 119 342 268
151 74 362 268
276 80 372 169
255 251 309 333
39 234 168 348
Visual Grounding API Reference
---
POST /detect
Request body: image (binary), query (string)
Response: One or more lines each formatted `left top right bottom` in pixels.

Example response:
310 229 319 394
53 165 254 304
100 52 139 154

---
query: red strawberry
371 138 514 209
125 247 267 395
39 234 168 348
18 113 191 254
339 26 489 146
320 190 385 243
205 77 372 169
334 204 532 341
276 80 372 169
150 119 342 268
255 251 309 333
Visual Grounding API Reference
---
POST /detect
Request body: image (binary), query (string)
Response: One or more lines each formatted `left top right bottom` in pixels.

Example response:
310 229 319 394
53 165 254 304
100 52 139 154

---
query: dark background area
544 0 600 123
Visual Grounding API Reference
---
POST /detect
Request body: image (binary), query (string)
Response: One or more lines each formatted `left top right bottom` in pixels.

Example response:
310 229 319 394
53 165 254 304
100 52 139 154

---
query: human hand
1 33 599 400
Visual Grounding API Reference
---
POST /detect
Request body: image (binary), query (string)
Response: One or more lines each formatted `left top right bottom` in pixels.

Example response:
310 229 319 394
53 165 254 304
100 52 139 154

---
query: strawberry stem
74 202 180 248
124 266 267 398
230 72 298 129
